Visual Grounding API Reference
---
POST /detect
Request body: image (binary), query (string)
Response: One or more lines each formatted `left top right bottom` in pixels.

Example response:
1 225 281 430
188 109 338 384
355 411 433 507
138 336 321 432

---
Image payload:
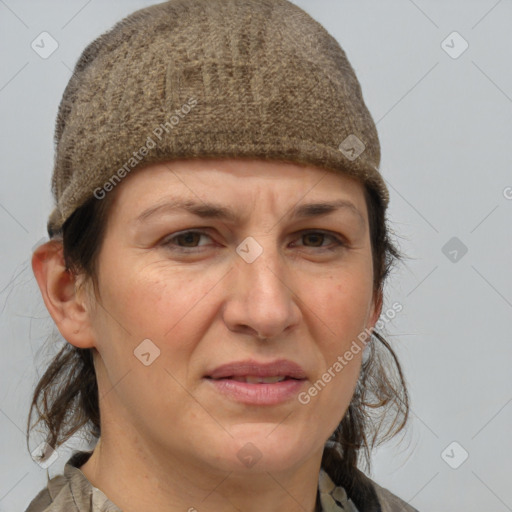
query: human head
28 0 408 481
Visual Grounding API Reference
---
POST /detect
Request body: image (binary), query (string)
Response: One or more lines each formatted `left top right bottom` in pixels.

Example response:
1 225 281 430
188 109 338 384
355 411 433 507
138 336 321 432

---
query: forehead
106 158 369 222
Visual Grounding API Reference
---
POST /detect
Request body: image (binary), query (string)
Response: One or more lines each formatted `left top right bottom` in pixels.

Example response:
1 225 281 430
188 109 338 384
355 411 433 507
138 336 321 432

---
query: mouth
205 359 307 381
204 359 307 405
213 375 293 383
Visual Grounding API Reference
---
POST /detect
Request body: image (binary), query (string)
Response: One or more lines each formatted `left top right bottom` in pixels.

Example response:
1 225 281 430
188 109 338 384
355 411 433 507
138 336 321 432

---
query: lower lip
205 378 306 405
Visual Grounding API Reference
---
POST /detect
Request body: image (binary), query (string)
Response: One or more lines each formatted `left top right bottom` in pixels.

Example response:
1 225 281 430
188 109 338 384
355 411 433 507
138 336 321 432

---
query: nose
222 240 302 341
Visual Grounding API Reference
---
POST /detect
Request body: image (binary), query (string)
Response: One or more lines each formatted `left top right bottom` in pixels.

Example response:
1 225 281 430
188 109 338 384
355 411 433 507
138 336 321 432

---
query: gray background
1 1 511 511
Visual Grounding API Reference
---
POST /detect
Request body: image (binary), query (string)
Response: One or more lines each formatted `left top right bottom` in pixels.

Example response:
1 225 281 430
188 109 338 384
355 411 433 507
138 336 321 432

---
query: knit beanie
47 0 388 236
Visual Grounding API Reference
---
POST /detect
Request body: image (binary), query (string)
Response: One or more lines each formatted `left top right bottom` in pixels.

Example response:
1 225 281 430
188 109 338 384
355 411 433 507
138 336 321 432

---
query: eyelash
160 229 346 253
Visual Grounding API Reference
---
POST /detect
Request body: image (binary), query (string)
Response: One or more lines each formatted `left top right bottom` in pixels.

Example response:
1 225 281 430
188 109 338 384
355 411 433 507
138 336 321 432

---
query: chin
203 425 317 474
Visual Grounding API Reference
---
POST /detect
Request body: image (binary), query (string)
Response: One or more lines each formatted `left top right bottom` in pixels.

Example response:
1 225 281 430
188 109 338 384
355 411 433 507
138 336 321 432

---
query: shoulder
370 478 419 512
24 473 70 512
24 451 115 512
320 458 419 512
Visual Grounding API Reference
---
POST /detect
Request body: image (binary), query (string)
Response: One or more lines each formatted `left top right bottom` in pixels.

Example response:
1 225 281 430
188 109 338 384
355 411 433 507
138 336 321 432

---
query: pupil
181 233 199 246
306 234 322 246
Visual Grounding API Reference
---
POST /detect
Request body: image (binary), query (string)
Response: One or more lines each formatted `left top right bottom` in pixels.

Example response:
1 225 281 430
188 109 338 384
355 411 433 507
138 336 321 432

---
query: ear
32 240 96 349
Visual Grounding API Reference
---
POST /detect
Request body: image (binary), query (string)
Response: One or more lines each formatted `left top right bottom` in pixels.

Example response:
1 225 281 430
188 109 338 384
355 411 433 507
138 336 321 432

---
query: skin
32 158 382 512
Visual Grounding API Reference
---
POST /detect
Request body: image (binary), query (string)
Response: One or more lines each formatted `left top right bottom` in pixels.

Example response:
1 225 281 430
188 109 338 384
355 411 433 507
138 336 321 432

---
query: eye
293 230 345 251
161 230 213 251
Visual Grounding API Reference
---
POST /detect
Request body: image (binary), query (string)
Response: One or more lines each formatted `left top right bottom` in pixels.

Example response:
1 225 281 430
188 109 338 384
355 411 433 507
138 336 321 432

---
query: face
78 158 381 475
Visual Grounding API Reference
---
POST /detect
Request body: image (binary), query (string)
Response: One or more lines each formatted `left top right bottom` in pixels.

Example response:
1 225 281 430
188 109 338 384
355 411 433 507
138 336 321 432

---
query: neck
79 422 323 512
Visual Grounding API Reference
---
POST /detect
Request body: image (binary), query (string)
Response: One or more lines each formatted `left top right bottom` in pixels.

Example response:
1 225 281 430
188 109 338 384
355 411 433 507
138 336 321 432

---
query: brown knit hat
47 0 388 236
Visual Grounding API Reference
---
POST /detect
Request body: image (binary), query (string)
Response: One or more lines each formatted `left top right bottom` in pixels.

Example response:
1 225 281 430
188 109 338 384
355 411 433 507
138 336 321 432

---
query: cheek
90 265 220 422
96 262 221 361
311 269 374 342
302 267 372 401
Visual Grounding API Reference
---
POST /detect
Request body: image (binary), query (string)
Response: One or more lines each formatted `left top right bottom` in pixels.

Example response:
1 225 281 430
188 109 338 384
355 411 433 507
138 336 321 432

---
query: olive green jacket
25 451 419 512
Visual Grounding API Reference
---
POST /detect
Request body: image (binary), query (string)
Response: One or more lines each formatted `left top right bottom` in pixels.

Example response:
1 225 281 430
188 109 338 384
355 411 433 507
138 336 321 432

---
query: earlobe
31 240 96 349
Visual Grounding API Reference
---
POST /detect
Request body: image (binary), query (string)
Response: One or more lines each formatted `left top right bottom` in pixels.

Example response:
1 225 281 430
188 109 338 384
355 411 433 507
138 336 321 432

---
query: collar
318 467 360 512
45 451 121 512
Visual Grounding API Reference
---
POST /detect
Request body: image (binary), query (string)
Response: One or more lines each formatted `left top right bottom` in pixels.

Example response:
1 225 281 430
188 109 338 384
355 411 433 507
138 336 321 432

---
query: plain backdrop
1 1 511 511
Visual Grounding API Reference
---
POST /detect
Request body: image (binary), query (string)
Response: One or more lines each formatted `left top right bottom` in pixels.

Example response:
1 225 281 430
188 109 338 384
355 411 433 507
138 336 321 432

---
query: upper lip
206 359 307 380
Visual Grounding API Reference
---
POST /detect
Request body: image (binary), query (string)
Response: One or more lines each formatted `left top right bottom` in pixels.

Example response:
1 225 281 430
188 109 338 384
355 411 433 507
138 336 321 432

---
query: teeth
231 376 286 383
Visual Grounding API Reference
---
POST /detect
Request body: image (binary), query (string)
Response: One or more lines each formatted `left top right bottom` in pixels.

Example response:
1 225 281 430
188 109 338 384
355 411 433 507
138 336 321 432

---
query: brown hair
27 175 409 493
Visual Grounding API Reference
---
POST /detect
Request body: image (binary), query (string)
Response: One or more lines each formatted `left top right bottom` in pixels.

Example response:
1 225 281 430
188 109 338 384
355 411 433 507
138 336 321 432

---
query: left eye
161 230 344 251
295 231 343 248
165 230 211 248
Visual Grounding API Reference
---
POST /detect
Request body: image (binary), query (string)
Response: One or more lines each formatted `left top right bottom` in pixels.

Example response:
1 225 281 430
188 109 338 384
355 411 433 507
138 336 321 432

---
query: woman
26 0 417 510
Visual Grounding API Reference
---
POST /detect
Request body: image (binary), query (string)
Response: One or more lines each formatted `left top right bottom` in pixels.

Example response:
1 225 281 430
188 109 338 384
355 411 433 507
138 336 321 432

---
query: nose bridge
242 238 285 293
239 235 289 303
225 234 300 338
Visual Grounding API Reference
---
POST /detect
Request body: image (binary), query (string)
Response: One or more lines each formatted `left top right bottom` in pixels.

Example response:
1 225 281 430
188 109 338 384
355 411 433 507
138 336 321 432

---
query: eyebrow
135 198 365 226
